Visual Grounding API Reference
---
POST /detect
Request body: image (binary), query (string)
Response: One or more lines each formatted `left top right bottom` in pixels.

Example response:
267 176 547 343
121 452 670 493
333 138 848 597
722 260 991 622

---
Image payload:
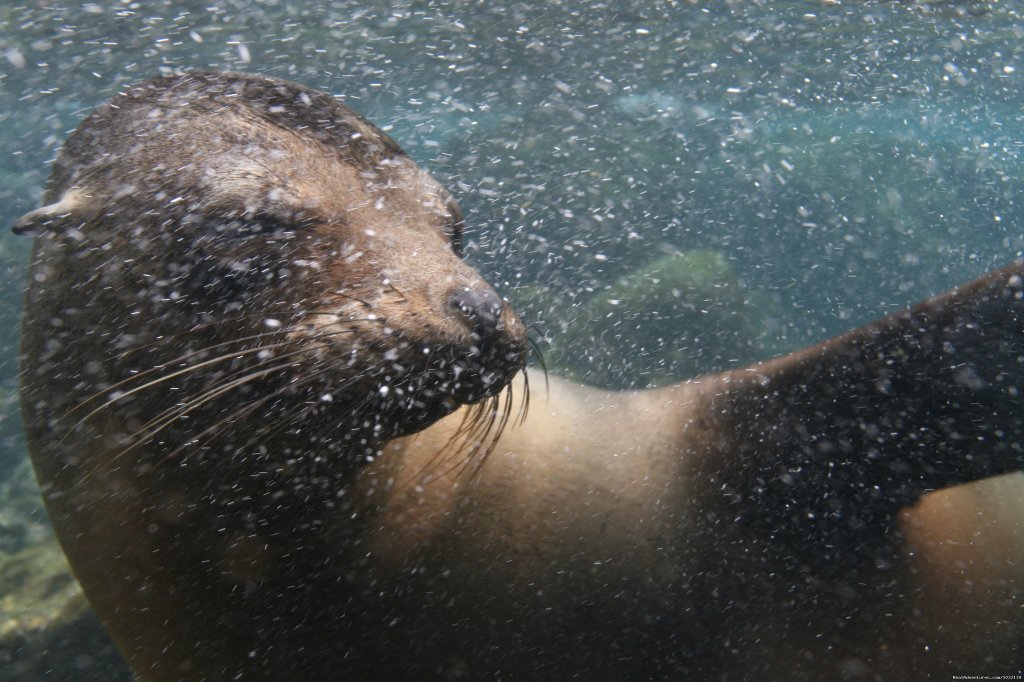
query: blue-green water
0 1 1021 678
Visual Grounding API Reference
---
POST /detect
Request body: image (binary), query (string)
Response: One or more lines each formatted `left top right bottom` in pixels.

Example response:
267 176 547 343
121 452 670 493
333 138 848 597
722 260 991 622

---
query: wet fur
19 72 528 680
17 72 1024 681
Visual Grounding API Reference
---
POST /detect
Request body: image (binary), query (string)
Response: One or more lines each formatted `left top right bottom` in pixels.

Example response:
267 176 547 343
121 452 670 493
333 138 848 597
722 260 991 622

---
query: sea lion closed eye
17 72 1024 681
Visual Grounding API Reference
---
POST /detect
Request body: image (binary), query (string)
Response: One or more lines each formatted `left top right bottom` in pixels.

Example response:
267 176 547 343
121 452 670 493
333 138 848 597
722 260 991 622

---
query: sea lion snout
445 282 528 390
448 284 506 338
436 277 527 402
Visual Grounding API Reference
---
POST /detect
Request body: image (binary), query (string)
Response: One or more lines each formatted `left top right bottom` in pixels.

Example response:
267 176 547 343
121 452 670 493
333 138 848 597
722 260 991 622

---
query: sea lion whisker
438 396 503 480
313 362 407 437
397 393 490 489
107 307 386 367
187 357 400 473
228 366 393 457
382 280 409 302
108 309 351 359
59 336 342 435
526 336 549 390
433 403 489 476
85 333 311 415
499 382 516 438
466 388 516 479
462 396 491 440
153 362 343 469
221 399 322 460
515 367 531 428
486 389 512 450
120 358 306 454
463 377 527 478
74 357 309 490
61 341 302 428
337 291 378 308
525 322 547 338
141 341 353 433
67 324 372 424
151 388 287 471
448 387 513 478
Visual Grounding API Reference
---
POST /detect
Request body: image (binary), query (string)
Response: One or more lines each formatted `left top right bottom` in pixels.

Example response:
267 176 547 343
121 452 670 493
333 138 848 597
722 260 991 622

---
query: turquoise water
0 1 1021 678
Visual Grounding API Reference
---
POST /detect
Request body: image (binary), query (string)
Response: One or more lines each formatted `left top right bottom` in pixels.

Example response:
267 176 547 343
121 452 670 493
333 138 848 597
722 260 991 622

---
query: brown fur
17 72 1024 680
19 72 527 680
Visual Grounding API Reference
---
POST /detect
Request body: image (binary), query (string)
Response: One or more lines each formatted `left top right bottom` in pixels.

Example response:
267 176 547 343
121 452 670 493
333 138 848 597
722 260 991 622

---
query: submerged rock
541 249 776 388
0 465 131 682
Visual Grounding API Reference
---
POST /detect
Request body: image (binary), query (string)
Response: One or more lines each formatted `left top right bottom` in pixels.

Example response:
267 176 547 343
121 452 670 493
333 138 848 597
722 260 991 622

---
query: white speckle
954 366 987 391
378 386 389 397
594 253 608 262
635 27 650 35
237 42 251 63
189 31 203 43
5 48 25 68
264 318 282 328
320 393 334 402
780 159 795 171
1004 65 1016 74
364 229 376 237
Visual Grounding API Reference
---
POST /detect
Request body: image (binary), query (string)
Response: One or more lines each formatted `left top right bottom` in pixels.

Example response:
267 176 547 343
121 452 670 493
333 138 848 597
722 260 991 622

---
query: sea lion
17 71 529 680
15 72 1024 681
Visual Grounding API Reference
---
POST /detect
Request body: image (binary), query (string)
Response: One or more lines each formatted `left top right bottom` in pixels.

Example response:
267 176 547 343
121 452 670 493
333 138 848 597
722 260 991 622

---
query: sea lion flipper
711 261 1024 524
12 188 90 235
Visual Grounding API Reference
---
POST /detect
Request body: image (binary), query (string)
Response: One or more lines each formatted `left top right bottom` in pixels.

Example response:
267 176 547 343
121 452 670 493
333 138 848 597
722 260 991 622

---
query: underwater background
0 0 1021 678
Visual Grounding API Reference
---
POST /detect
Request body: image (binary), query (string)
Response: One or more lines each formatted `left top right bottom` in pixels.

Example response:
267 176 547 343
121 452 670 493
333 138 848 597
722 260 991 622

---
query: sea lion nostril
449 286 505 336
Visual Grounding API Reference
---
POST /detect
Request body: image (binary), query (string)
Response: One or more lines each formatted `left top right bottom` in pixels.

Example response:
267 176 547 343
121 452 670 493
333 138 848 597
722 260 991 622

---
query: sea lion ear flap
12 188 91 236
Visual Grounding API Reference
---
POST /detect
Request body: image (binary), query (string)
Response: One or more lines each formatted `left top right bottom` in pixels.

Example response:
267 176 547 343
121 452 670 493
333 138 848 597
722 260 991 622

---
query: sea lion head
18 72 528 463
